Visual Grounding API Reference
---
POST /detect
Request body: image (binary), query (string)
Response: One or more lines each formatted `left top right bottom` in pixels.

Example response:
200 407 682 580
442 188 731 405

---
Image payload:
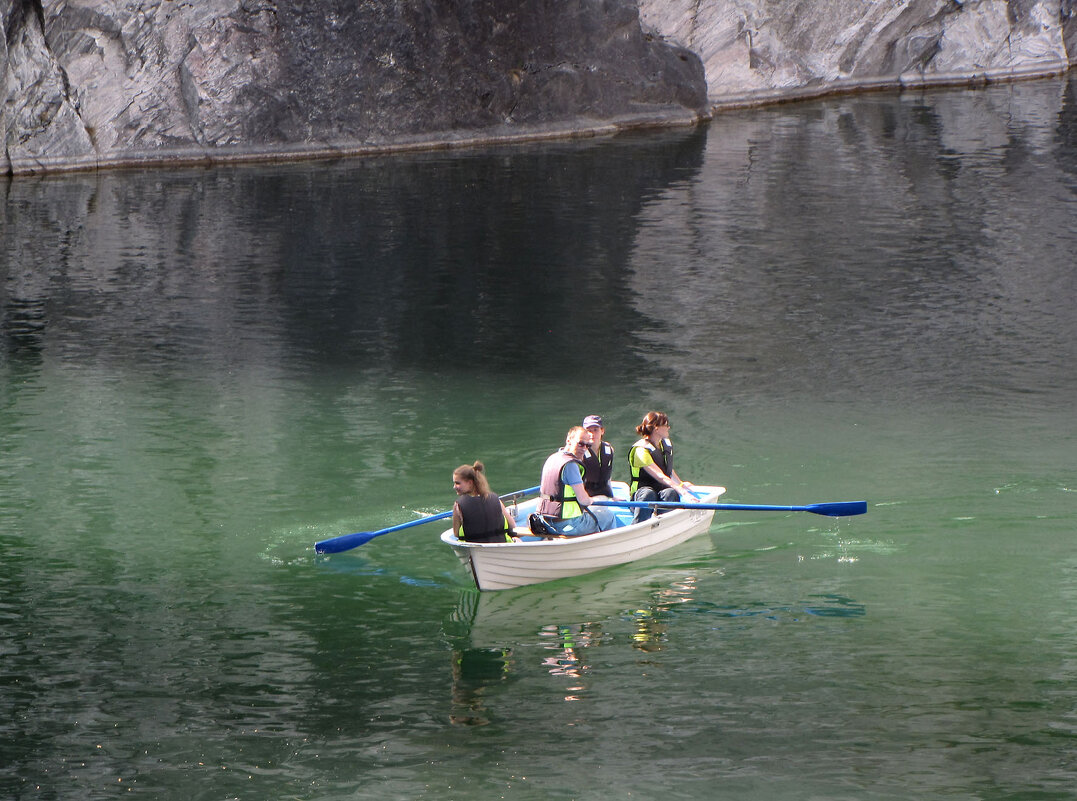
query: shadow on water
0 128 707 381
623 78 1077 409
2 76 1076 408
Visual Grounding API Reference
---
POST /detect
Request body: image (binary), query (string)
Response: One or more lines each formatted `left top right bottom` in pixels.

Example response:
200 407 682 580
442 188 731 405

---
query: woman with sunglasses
627 411 697 523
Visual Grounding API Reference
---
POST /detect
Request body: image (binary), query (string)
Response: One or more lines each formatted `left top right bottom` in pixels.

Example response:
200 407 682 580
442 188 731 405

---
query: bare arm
568 482 594 507
500 500 516 530
669 469 695 493
642 464 697 500
452 502 463 538
641 463 676 489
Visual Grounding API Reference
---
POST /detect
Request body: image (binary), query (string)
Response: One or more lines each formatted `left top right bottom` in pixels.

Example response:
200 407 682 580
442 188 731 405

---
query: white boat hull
441 483 726 591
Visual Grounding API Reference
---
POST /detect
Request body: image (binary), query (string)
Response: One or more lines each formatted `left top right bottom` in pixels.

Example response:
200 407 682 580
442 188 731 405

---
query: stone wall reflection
623 73 1077 405
1 132 706 381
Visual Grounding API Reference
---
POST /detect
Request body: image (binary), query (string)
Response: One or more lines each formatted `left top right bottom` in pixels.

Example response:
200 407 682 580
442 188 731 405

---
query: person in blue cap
580 414 615 498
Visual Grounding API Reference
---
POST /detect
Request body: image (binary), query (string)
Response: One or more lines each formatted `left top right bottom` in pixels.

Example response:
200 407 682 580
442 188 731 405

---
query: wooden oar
315 485 541 554
592 499 868 517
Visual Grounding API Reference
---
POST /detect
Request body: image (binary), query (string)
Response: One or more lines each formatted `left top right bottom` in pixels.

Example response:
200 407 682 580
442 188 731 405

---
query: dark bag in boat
528 513 561 538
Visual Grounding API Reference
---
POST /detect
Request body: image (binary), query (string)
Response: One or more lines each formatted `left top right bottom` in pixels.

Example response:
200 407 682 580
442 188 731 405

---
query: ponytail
636 411 670 438
453 461 492 496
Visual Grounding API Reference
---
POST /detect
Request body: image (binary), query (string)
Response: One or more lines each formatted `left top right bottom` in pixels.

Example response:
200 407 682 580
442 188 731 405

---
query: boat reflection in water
628 575 700 653
444 538 718 718
448 644 515 726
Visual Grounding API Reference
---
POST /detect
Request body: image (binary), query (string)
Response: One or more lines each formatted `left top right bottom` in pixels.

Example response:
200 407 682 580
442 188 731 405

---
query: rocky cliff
1 0 706 175
2 0 1074 175
641 0 1075 106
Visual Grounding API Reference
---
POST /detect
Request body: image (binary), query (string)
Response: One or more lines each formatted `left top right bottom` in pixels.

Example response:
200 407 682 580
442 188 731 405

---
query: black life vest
581 441 615 496
628 438 674 495
455 493 511 542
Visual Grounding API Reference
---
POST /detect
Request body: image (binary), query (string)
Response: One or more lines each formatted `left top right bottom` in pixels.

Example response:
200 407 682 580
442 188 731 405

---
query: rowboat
440 481 726 591
445 535 719 647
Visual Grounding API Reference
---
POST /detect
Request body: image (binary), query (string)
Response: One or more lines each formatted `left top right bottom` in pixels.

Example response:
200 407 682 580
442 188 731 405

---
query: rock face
640 0 1075 106
1 0 707 174
2 0 1074 174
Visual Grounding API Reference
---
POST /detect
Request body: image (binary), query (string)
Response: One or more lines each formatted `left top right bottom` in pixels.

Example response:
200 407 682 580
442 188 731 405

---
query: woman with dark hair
627 411 697 523
452 462 515 543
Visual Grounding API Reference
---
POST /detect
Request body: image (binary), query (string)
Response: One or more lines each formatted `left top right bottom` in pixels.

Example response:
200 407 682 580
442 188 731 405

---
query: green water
2 74 1076 800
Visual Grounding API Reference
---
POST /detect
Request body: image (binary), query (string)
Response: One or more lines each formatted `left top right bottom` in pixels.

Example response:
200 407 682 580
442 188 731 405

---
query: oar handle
315 485 541 554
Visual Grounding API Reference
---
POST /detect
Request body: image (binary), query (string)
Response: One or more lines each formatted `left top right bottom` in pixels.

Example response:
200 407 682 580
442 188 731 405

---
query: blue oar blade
805 501 868 517
315 530 379 554
314 510 452 554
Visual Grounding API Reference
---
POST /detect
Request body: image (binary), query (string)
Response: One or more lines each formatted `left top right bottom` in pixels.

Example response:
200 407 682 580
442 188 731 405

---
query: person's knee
633 492 656 523
593 508 616 530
